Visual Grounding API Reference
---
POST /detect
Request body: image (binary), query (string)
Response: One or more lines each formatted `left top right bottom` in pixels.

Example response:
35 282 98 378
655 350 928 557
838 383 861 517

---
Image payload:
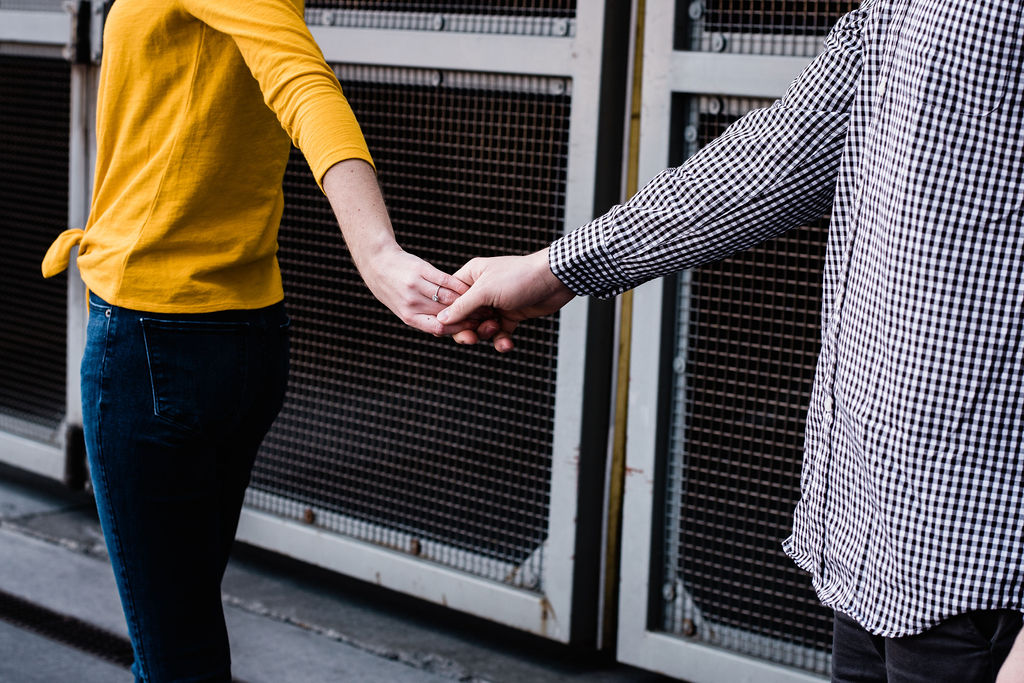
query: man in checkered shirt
438 0 1024 680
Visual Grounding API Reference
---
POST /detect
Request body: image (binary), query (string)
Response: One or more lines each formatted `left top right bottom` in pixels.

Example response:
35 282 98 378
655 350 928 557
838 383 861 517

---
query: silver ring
432 284 442 303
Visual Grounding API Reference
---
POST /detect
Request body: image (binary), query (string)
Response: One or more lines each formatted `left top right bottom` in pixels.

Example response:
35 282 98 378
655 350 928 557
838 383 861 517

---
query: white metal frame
615 0 827 680
236 5 614 643
0 4 91 483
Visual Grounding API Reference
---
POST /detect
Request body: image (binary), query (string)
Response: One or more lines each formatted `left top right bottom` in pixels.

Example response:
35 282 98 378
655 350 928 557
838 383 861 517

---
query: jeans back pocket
140 318 251 433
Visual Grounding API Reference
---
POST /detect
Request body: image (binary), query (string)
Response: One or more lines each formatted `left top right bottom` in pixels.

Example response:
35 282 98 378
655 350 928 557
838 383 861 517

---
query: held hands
323 160 571 344
354 242 477 337
437 248 575 352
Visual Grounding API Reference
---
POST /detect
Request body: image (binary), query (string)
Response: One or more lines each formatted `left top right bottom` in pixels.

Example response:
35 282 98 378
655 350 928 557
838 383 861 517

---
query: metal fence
0 3 88 483
662 95 832 674
616 0 854 681
234 1 625 643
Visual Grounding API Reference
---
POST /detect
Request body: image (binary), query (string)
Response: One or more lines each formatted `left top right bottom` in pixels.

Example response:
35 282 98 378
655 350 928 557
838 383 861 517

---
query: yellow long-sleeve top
42 0 373 312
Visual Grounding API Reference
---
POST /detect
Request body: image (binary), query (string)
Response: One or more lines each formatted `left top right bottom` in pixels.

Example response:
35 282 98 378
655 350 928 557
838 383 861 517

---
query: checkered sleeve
550 0 875 298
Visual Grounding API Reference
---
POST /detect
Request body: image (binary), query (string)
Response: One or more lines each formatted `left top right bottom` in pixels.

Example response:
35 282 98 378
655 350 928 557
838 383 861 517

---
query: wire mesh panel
247 66 571 591
302 1 576 35
660 95 832 675
677 0 859 56
0 55 68 437
304 1 575 17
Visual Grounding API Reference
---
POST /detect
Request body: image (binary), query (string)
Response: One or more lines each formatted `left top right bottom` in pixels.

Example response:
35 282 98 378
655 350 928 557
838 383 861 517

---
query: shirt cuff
548 216 634 299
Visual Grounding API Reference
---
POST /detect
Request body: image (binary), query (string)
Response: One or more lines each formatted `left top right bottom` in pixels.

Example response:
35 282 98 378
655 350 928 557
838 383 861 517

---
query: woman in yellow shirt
42 0 469 679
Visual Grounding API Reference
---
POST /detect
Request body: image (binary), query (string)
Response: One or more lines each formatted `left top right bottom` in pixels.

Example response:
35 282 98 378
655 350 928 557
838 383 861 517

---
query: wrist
534 247 570 297
351 238 402 274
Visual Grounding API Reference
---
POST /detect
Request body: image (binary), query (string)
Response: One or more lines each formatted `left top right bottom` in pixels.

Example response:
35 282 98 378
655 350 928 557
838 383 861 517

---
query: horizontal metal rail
0 9 72 47
236 504 564 640
311 27 576 77
671 52 811 99
0 428 65 482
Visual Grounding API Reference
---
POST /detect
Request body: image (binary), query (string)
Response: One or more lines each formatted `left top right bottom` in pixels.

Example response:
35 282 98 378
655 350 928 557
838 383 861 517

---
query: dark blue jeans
832 609 1023 683
81 293 289 682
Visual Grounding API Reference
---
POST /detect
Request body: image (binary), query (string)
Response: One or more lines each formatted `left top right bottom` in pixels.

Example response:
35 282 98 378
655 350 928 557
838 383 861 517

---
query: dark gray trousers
831 610 1022 683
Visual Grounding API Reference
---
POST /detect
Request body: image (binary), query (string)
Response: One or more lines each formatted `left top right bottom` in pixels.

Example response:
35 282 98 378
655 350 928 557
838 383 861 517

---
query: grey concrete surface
0 621 130 683
0 464 676 683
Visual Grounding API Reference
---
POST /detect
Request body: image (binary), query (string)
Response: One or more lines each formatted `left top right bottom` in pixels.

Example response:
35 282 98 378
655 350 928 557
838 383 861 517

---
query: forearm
550 112 848 298
551 0 874 298
322 159 399 269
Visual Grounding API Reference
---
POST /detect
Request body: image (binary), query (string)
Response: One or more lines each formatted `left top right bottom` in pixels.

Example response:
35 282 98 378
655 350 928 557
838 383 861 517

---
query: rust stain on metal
682 618 696 637
624 466 645 476
302 508 316 524
410 538 422 556
539 596 556 638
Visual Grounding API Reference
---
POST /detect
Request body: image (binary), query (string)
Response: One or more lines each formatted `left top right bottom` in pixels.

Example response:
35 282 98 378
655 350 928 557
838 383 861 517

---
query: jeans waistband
88 292 288 328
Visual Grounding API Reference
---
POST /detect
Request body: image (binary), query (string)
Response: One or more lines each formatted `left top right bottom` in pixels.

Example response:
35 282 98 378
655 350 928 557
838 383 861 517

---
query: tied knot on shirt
42 228 85 278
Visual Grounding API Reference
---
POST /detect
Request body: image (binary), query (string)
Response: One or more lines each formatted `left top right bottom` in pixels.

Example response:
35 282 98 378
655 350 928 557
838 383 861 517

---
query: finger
420 279 462 308
409 314 479 337
475 318 502 340
450 260 478 289
422 265 471 296
437 319 481 336
492 317 520 352
452 329 479 345
437 285 489 325
493 331 515 353
436 270 470 296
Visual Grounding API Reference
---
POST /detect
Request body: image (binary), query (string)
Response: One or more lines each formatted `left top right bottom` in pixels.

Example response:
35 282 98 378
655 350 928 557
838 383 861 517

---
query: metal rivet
710 33 727 52
684 125 699 144
707 96 723 116
432 14 445 30
104 309 111 318
430 70 443 87
673 355 687 374
550 80 566 96
681 618 697 637
688 0 704 20
662 581 676 601
302 508 315 524
553 18 569 36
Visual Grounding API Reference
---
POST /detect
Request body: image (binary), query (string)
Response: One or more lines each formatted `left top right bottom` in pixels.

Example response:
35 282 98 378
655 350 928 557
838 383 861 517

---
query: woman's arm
322 160 471 336
177 0 469 334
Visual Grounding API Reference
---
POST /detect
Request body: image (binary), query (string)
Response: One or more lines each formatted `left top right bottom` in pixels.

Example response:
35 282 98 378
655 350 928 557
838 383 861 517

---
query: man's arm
442 0 876 348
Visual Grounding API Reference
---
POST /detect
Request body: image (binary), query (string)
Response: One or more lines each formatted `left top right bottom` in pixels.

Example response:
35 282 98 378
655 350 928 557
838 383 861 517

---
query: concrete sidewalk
0 464 676 683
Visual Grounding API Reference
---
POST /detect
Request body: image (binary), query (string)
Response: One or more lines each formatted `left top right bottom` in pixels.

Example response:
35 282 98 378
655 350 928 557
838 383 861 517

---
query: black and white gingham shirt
550 0 1024 637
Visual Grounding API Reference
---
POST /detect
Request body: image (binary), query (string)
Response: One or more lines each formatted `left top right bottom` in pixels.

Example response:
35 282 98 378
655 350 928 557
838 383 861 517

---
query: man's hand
437 248 575 352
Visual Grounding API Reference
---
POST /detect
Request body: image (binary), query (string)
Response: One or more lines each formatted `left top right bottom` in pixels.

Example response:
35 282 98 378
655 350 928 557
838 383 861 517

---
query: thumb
439 259 486 324
438 283 486 324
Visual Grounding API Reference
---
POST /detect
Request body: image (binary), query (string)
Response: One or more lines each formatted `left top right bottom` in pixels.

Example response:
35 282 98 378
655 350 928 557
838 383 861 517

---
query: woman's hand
355 242 475 336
